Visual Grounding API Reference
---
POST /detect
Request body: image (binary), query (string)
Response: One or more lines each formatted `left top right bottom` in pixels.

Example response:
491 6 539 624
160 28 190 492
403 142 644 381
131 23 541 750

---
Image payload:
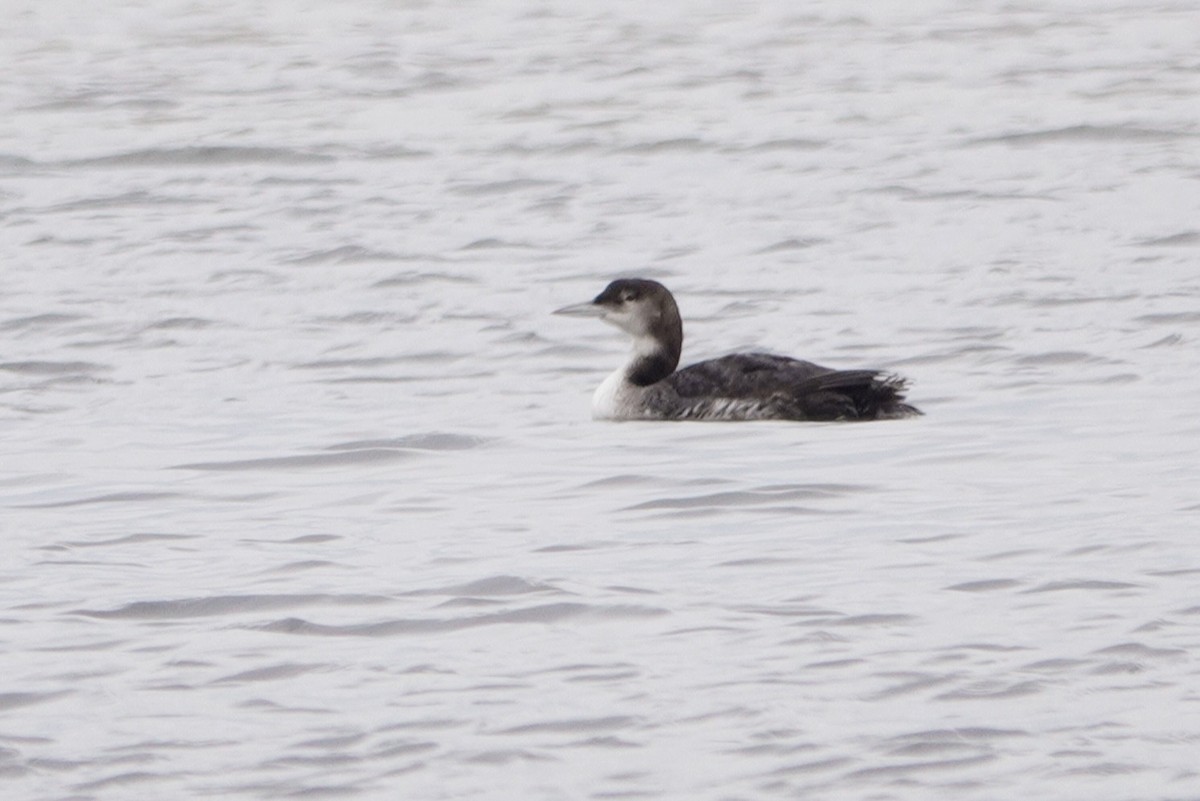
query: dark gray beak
553 301 605 317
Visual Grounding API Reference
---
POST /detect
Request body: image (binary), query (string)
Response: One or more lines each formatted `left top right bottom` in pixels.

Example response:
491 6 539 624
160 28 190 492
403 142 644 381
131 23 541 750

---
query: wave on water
967 124 1197 145
56 146 338 168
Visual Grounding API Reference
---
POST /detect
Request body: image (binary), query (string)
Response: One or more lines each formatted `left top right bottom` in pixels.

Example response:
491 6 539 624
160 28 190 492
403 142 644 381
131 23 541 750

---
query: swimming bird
555 278 920 422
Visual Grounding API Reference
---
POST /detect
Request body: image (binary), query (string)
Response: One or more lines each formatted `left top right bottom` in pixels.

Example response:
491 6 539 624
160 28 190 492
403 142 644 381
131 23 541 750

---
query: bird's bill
553 301 605 317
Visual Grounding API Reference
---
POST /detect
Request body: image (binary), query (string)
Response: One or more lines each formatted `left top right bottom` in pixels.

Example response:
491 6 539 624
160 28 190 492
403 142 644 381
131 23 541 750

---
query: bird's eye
622 292 639 302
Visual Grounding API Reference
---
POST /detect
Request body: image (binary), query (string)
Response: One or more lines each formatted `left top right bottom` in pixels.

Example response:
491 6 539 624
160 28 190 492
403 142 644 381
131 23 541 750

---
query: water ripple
172 448 416 471
968 124 1195 145
256 602 668 637
75 594 391 619
58 145 337 168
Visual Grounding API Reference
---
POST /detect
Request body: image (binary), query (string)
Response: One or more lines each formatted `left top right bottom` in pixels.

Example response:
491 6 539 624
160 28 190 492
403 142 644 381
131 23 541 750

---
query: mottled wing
666 353 834 399
664 353 917 421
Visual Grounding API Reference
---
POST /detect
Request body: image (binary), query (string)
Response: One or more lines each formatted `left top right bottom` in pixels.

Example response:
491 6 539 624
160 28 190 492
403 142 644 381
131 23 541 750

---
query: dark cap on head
593 278 670 307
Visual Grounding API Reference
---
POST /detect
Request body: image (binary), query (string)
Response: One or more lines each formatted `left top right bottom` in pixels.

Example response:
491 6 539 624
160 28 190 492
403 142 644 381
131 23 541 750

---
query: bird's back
663 353 918 421
666 353 827 396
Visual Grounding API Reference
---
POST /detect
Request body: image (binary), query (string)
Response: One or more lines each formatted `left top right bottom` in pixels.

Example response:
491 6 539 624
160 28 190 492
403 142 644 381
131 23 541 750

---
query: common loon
555 278 920 422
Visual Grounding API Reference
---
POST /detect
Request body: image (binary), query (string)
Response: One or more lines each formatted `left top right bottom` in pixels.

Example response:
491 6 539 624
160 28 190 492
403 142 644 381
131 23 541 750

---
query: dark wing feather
665 353 919 421
667 353 833 398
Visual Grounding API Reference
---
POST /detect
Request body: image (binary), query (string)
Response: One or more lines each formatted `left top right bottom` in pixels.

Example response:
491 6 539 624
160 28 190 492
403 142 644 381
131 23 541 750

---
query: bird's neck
624 334 679 387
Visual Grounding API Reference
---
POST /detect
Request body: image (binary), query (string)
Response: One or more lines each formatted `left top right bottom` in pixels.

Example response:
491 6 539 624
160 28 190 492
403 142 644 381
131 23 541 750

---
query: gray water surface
3 2 1199 799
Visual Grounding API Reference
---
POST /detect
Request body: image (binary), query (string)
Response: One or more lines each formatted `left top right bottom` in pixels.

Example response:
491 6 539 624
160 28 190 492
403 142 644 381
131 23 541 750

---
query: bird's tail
806 370 921 420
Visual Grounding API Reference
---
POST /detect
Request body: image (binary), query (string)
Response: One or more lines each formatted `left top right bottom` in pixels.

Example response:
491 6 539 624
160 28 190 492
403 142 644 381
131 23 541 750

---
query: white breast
591 368 629 420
